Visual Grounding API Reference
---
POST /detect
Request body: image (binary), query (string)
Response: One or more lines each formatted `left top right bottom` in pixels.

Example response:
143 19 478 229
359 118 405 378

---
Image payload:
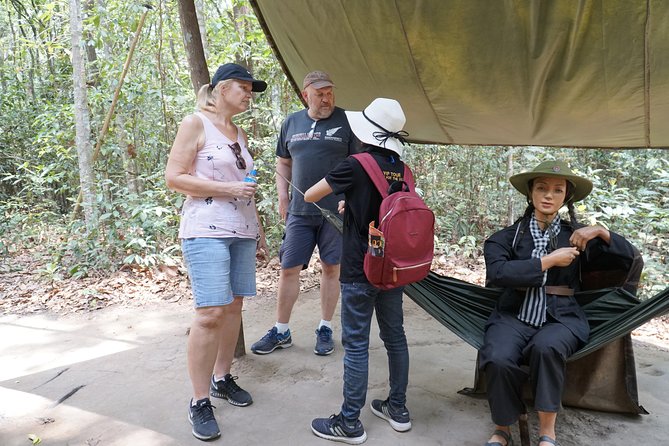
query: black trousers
479 312 580 426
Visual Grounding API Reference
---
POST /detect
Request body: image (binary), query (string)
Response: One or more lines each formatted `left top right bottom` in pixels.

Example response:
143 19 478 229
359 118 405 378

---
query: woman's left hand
570 225 610 251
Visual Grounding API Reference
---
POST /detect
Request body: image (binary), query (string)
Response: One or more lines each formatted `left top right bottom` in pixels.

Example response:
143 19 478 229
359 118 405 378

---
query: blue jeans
340 282 409 424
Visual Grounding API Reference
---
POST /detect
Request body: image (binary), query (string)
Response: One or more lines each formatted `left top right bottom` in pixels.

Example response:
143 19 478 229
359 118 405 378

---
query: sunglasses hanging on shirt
228 142 247 170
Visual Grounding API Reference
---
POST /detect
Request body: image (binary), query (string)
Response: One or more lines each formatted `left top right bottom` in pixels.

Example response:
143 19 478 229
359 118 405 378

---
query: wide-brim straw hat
509 160 593 203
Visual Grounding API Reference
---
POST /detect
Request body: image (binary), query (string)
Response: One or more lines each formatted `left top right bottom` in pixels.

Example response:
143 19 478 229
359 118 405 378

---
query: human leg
209 296 253 406
369 287 411 432
537 411 558 446
188 306 227 400
319 261 341 322
340 282 377 424
251 215 318 354
479 314 534 445
182 238 238 401
314 261 340 355
313 218 342 355
182 237 254 439
276 265 303 323
374 287 409 411
276 214 319 323
525 322 579 446
316 219 343 322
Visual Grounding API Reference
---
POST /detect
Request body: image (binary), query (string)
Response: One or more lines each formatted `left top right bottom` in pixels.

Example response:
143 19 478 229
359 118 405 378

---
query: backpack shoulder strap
351 153 390 198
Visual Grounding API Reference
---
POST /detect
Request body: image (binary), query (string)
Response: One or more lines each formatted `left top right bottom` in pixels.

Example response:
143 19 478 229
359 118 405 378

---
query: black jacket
483 220 636 343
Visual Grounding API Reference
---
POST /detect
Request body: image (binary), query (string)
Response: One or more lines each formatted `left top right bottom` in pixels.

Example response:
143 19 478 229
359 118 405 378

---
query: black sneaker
314 325 335 356
251 327 292 354
210 374 253 407
188 398 220 441
311 413 367 444
370 398 411 432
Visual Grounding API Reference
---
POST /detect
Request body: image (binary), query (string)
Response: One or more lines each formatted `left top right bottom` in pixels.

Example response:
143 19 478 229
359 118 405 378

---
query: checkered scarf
517 214 561 327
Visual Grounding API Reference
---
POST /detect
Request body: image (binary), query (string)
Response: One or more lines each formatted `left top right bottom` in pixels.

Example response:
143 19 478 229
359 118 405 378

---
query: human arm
484 233 545 288
165 115 257 199
304 178 333 203
275 156 292 221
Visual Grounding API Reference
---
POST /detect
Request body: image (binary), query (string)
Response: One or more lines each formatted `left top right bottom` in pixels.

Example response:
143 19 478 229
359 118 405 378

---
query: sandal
538 435 560 446
485 429 514 446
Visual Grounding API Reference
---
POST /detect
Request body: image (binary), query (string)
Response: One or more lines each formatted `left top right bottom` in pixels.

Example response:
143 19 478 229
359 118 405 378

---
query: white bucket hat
345 98 408 156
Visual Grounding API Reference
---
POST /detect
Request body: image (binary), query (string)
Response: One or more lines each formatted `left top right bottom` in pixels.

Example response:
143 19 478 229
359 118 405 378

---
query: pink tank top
178 112 258 239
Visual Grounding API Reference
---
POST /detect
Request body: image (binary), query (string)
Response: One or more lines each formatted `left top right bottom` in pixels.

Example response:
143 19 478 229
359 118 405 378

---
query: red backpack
352 153 435 290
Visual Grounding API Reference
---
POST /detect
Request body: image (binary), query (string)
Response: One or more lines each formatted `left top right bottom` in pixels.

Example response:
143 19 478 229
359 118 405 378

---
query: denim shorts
279 213 342 269
182 237 256 307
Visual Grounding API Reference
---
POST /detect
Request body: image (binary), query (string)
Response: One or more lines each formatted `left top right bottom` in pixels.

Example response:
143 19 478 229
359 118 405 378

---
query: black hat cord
362 110 409 147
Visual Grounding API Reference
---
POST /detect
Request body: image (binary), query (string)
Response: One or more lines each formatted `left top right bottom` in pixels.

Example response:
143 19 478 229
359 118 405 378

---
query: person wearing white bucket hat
305 98 414 444
345 97 408 156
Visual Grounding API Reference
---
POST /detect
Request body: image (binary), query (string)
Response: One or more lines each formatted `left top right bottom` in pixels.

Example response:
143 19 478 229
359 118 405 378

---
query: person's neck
209 108 234 126
534 210 557 230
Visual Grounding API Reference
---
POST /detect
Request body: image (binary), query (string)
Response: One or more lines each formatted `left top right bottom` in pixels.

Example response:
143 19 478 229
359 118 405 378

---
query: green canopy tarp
250 0 669 148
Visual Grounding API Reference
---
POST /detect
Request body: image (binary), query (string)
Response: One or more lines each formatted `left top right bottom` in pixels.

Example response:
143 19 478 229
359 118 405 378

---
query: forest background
0 0 667 307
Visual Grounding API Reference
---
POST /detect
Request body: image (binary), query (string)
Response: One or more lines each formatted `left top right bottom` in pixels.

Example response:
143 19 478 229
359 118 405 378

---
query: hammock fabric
405 271 669 414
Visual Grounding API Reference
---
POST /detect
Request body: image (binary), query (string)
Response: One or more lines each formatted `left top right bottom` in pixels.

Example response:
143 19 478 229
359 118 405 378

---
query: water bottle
244 169 258 183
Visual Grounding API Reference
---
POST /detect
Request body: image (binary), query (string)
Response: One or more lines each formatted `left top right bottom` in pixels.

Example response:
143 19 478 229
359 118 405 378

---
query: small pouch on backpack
367 221 385 257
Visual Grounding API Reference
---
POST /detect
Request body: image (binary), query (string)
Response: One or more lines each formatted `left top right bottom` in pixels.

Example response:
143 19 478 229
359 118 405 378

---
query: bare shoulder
179 113 204 131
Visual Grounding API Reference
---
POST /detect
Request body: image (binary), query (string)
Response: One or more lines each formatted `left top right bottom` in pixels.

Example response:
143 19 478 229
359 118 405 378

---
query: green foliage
0 0 666 300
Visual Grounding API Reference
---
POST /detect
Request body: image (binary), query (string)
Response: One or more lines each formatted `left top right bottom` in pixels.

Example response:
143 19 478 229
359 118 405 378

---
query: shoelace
317 327 331 342
262 328 278 341
223 375 242 393
193 400 216 423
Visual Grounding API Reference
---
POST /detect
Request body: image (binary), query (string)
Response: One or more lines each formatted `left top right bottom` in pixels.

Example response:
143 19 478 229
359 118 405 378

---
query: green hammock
404 273 669 361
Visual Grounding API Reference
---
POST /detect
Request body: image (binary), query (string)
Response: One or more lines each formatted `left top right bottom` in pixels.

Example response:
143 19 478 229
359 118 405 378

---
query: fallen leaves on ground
0 249 667 350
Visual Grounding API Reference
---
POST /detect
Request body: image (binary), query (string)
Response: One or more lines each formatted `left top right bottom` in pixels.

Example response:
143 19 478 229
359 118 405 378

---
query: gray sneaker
370 398 411 432
314 326 335 356
251 327 292 354
188 398 220 441
210 374 253 406
311 413 367 444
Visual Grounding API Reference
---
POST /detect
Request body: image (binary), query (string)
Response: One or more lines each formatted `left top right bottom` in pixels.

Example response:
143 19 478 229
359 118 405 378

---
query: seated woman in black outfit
480 160 636 446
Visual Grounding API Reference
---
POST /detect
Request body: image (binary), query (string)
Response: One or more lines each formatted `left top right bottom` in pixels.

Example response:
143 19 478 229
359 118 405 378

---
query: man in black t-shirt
305 98 414 444
251 71 358 358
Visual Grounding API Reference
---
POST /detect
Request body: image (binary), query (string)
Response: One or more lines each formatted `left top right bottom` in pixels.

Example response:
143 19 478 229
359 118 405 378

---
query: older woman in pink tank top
165 63 267 442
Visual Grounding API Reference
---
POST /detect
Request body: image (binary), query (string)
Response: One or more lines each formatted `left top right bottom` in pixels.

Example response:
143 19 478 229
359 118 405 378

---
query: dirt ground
1 278 669 446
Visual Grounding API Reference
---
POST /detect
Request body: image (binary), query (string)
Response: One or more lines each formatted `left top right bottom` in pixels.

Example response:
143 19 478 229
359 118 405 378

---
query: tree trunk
507 148 515 226
116 113 140 195
177 0 209 93
84 0 100 86
70 0 97 231
194 0 209 60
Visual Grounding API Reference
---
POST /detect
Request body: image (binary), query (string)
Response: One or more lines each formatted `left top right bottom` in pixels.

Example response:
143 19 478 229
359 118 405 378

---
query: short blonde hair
196 79 234 112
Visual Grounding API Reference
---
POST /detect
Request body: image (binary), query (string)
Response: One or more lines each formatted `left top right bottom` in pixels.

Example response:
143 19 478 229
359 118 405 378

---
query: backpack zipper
392 260 432 282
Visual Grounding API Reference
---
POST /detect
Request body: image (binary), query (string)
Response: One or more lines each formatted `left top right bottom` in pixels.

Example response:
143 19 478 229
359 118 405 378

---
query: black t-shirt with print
325 147 406 283
276 107 357 215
